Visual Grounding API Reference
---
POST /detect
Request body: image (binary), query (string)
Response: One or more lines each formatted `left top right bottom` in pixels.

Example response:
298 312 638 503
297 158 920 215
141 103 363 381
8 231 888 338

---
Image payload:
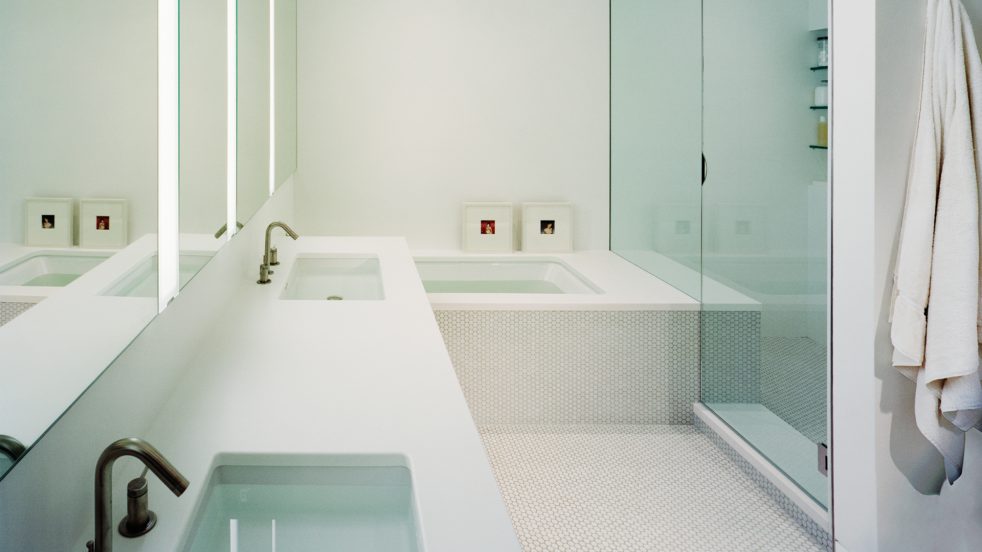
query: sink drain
326 295 344 301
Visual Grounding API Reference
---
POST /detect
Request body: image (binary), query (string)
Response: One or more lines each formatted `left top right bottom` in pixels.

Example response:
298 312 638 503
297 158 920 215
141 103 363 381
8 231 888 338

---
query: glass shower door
610 0 702 300
699 0 830 508
610 0 830 510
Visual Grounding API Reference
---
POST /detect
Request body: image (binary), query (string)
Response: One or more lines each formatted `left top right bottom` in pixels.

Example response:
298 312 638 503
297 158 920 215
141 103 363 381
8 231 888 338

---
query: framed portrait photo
462 202 513 253
25 197 73 247
522 202 572 252
79 198 128 248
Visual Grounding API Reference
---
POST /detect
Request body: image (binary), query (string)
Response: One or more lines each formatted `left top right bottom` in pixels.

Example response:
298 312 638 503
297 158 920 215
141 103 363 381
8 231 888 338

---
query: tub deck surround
103 237 521 552
412 249 702 310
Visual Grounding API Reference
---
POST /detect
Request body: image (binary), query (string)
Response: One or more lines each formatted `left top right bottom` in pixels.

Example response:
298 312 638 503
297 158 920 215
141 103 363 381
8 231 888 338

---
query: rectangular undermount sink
183 463 421 552
0 251 111 287
101 252 214 297
280 255 384 301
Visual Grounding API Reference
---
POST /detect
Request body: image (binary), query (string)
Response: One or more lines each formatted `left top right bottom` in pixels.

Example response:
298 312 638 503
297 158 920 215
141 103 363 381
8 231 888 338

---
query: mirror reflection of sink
280 255 384 301
102 253 214 297
0 251 112 287
184 462 421 552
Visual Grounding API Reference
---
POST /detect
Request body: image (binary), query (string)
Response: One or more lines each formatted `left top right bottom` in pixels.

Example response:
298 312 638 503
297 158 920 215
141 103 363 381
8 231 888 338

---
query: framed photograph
462 202 513 252
79 198 128 248
25 197 73 247
522 202 572 252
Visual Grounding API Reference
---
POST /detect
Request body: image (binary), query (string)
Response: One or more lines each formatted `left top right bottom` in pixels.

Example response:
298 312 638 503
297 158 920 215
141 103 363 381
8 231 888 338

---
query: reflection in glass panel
0 1 159 480
274 0 298 191
610 0 702 300
179 0 227 286
237 0 272 225
700 0 829 508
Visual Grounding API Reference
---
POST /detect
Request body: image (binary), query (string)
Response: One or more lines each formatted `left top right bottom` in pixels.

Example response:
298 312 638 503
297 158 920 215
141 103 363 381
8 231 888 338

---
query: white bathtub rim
412 250 704 311
414 255 602 295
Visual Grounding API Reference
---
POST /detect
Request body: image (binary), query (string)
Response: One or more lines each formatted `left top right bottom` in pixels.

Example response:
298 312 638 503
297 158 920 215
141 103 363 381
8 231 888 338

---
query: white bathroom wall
0 1 157 245
0 183 295 551
835 0 982 550
293 0 609 250
872 0 982 550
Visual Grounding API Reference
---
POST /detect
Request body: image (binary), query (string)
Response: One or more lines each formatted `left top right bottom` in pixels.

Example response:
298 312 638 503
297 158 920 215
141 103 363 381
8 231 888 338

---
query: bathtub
411 251 697 312
414 256 601 295
417 252 700 428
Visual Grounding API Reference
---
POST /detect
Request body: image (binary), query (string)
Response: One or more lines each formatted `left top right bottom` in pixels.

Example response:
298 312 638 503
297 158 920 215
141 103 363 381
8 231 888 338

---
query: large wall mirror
178 0 296 286
0 0 298 482
179 0 229 283
0 2 160 478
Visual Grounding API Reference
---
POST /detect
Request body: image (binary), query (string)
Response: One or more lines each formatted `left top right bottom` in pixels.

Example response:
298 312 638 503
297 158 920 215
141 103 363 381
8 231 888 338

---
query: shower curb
693 405 833 552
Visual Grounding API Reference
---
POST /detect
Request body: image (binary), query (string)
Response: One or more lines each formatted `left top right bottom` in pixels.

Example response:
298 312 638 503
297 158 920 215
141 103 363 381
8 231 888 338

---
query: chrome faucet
0 434 25 463
213 221 244 239
87 438 188 552
258 221 300 284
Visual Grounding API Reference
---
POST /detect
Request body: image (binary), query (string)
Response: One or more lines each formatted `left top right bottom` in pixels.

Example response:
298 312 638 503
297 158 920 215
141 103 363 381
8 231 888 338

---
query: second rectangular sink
101 252 215 297
280 255 384 301
183 462 421 552
0 251 111 287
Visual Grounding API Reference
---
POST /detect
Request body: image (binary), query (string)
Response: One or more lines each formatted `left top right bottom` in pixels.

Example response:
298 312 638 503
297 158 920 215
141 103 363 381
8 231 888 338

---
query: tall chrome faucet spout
89 438 188 552
259 221 300 284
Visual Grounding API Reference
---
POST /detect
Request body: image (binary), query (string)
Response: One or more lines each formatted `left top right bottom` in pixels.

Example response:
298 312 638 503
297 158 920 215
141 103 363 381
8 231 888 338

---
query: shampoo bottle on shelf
817 116 829 148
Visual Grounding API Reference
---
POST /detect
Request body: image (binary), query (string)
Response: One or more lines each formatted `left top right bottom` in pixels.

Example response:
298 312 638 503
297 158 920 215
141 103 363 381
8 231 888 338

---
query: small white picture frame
522 202 572 252
79 198 128 248
25 197 73 247
462 202 513 253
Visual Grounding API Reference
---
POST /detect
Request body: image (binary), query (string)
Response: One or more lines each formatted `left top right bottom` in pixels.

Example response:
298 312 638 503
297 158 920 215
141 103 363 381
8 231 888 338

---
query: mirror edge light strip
226 0 238 241
157 0 179 313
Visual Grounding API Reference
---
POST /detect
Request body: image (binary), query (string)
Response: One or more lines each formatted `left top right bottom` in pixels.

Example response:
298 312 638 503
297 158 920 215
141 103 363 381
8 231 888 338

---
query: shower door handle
702 154 707 185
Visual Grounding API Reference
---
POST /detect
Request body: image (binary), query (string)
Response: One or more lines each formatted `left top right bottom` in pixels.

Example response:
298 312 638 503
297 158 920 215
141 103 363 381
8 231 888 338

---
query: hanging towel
890 0 982 484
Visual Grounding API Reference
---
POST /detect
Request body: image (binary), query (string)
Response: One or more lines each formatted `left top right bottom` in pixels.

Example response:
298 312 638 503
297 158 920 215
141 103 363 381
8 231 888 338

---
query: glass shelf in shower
809 105 828 110
810 65 828 71
809 145 828 150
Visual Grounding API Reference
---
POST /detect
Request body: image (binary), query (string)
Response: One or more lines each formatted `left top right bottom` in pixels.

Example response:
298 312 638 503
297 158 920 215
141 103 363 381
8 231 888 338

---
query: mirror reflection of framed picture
462 202 513 252
25 197 73 247
79 198 128 248
522 202 572 252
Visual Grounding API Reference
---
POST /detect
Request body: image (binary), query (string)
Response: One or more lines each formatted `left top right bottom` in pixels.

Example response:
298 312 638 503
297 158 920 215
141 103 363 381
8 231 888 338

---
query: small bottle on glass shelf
817 116 828 148
814 80 828 107
817 36 829 66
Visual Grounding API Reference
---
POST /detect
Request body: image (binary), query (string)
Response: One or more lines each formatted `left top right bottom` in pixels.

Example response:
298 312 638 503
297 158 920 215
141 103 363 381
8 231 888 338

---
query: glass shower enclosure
611 0 831 509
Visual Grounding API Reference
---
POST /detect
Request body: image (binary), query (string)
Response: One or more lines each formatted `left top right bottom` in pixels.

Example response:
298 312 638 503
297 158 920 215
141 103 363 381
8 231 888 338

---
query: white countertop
112 237 521 551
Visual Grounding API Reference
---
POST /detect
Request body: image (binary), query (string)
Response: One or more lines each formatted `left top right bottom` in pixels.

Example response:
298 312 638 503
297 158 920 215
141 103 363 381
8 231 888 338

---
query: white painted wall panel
294 0 609 250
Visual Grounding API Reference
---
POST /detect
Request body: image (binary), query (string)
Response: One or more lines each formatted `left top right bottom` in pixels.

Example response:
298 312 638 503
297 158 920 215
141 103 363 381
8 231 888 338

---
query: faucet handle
270 246 280 266
118 477 157 538
258 263 271 285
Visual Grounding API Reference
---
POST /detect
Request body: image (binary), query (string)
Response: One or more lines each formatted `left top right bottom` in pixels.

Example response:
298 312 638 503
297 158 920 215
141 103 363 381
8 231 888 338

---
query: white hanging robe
890 0 982 484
